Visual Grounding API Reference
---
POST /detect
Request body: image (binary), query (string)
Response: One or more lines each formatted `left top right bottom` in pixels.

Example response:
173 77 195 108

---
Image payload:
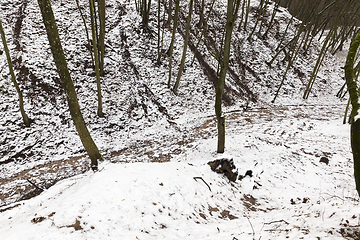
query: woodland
1 0 360 239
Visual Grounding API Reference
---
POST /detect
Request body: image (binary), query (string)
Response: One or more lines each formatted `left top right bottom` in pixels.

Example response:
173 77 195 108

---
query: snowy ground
1 0 360 239
1 100 359 239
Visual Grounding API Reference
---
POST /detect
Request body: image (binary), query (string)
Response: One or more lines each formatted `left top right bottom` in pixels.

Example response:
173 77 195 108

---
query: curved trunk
345 30 360 196
38 0 103 170
0 19 31 127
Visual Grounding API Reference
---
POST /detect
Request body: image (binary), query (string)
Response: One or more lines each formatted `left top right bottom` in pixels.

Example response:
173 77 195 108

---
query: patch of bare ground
0 155 89 209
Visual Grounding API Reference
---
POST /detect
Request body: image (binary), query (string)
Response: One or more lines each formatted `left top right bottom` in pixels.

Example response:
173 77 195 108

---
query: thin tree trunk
248 0 265 41
157 0 161 64
173 0 194 95
37 0 103 170
141 0 151 30
75 0 94 68
0 19 31 127
215 0 241 153
167 0 180 88
343 98 351 124
263 0 280 38
166 0 173 27
303 28 334 99
237 0 246 31
191 0 216 65
135 0 139 12
98 0 105 76
243 0 250 31
158 4 166 64
198 0 205 27
89 0 104 117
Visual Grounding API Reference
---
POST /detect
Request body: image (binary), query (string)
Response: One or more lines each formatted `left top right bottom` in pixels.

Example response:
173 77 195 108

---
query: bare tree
98 0 106 76
167 0 180 88
172 0 194 95
215 0 241 153
89 0 104 117
0 18 31 127
141 0 152 30
37 0 103 170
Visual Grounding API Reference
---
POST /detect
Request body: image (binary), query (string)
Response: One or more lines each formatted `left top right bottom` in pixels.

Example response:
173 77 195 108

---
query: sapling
0 18 31 127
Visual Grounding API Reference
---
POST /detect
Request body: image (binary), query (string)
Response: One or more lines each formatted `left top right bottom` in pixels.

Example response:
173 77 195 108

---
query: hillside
0 0 358 239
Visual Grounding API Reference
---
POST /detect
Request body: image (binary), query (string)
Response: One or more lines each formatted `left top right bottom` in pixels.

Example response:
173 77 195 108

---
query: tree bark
98 0 105 76
191 0 216 65
172 0 194 95
89 0 104 117
215 0 241 153
141 0 151 30
166 0 173 27
0 19 31 127
75 0 94 68
345 30 360 196
198 0 205 27
167 0 180 88
37 0 103 170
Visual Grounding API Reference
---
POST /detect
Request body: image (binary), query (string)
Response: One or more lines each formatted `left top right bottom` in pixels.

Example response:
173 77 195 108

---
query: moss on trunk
345 30 360 196
38 0 103 170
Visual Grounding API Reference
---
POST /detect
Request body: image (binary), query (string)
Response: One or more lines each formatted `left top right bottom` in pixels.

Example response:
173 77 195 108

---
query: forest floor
0 0 359 239
1 99 359 240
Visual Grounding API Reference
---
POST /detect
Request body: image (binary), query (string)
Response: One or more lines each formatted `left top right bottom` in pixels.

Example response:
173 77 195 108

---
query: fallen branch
193 177 211 191
0 203 21 213
244 214 255 239
27 179 44 192
264 219 289 225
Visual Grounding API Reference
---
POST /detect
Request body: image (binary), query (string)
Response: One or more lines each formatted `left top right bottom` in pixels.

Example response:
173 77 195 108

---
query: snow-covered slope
1 105 358 239
1 0 358 238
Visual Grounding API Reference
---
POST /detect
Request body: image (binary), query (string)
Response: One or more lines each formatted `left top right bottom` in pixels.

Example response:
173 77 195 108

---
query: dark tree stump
208 158 238 182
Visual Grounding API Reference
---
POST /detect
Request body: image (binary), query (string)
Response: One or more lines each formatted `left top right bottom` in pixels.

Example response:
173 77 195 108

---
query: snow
0 152 357 240
1 0 360 239
1 104 359 239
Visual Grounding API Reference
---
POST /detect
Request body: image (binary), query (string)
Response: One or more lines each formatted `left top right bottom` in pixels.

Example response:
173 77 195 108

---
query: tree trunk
351 119 360 196
198 0 205 27
167 0 180 88
98 0 105 76
37 0 103 170
215 0 241 153
141 0 151 30
173 0 194 95
243 0 250 31
166 0 173 27
75 0 94 68
191 0 216 65
345 30 360 196
0 18 31 127
157 0 161 64
89 0 104 117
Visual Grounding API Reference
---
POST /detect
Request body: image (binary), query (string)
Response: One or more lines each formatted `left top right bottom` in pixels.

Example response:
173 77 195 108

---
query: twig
244 214 255 239
264 228 291 232
0 203 21 213
193 177 211 191
27 179 44 192
345 196 360 202
264 219 289 225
